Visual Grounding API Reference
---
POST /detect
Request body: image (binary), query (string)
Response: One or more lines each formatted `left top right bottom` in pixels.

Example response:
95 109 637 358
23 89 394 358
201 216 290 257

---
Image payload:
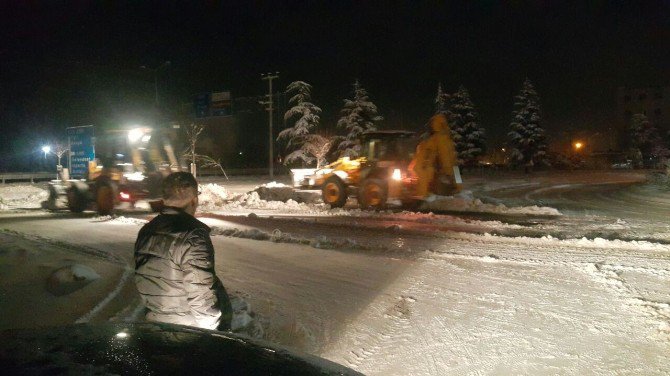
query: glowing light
573 141 584 150
123 172 145 181
290 168 317 187
115 332 128 339
119 192 131 200
41 145 51 159
392 168 402 181
128 128 144 143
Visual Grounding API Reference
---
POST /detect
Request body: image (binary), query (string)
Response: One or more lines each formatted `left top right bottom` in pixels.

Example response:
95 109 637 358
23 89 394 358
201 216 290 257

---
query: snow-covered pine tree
277 81 322 166
336 80 383 158
448 86 486 166
508 78 547 169
435 82 449 115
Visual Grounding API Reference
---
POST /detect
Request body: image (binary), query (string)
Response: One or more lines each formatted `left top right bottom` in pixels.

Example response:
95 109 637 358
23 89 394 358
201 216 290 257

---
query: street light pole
141 61 170 107
261 72 279 179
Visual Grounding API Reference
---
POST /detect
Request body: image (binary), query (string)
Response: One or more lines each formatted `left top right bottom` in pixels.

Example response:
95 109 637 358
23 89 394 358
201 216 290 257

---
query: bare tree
302 134 332 168
184 124 206 176
192 154 229 180
52 142 70 166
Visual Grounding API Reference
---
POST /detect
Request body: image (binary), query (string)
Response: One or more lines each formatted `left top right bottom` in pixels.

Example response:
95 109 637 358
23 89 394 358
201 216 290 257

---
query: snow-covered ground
0 183 48 210
0 170 669 374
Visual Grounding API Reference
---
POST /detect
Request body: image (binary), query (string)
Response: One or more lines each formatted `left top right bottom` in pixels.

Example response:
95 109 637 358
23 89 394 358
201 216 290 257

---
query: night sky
1 1 668 171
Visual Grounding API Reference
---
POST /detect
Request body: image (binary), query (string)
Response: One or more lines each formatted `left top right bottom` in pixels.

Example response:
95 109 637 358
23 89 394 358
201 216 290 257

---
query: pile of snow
253 182 321 204
46 264 100 296
0 184 49 210
198 182 325 213
421 191 562 216
229 295 264 338
198 183 233 210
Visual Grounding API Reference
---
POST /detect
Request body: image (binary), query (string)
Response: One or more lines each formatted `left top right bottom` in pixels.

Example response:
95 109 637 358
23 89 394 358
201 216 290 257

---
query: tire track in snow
340 295 417 371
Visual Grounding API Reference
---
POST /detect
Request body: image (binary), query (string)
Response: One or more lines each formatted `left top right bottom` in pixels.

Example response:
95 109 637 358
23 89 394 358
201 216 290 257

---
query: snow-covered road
1 170 669 375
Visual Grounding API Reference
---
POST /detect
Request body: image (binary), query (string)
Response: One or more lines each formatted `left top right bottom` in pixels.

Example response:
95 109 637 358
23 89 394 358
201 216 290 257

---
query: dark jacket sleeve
179 228 222 330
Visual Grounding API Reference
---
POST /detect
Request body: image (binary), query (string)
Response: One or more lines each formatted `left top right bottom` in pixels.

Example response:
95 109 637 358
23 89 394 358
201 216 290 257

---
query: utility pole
141 61 171 107
261 72 279 179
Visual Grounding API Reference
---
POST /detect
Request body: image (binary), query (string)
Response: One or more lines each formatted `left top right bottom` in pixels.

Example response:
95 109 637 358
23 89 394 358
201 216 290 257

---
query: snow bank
210 226 382 252
420 191 562 216
197 182 561 218
93 215 148 226
198 183 233 210
0 184 49 209
448 232 670 253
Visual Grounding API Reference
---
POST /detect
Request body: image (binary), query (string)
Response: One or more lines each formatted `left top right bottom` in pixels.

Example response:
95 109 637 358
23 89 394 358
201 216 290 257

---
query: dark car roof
0 323 363 375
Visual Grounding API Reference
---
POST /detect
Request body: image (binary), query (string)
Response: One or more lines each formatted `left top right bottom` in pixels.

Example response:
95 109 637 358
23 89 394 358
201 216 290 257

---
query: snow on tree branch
507 78 547 169
336 79 383 158
278 81 322 166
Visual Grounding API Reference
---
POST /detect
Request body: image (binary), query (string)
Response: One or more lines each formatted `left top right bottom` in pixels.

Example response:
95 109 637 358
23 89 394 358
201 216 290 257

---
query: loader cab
95 126 182 177
361 131 417 162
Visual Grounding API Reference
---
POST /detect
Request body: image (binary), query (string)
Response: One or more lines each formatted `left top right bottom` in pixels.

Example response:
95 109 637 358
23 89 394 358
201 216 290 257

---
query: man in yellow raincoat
409 113 462 198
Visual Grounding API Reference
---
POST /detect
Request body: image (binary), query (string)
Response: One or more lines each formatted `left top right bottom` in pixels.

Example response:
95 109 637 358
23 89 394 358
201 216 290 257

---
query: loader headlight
392 168 402 181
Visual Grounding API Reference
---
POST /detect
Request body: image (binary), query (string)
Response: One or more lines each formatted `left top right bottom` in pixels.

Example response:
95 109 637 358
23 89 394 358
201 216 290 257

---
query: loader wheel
358 179 388 210
66 186 88 213
322 176 348 208
47 185 59 211
95 179 116 216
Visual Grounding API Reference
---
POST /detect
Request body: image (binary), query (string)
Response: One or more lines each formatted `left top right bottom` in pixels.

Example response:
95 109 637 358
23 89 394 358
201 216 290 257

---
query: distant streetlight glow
573 141 584 151
128 128 144 143
41 145 51 159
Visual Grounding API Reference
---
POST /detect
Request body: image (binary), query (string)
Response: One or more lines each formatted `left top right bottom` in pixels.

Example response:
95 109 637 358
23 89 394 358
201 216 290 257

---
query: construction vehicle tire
47 185 59 211
95 178 117 216
358 178 388 210
66 185 88 213
401 198 423 212
322 176 348 208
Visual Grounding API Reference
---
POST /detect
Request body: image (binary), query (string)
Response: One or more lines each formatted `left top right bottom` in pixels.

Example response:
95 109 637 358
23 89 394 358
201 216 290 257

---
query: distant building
617 85 669 133
174 92 288 170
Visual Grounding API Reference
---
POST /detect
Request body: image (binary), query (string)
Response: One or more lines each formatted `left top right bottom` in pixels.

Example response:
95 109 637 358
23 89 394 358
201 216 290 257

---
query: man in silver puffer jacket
134 172 232 330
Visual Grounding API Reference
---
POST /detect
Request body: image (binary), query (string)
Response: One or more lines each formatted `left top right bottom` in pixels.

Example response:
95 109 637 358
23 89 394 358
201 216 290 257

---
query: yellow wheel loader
48 126 182 215
294 114 462 209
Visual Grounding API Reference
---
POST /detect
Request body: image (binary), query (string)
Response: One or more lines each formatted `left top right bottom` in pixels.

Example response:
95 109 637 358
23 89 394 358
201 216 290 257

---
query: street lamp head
42 145 51 154
573 141 584 151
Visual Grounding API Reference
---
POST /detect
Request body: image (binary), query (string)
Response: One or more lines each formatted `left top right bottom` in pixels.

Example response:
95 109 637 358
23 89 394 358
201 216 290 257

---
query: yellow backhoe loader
293 114 462 209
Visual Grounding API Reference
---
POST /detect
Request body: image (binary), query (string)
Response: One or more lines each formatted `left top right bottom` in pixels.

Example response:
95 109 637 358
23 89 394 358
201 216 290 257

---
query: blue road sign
194 93 210 118
67 125 95 178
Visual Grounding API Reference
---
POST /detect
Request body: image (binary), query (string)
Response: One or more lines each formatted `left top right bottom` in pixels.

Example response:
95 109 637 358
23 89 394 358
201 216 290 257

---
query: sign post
66 125 95 179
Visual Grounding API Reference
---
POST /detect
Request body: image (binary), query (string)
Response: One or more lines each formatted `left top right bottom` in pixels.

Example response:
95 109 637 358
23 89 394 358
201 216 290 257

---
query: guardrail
0 172 55 184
